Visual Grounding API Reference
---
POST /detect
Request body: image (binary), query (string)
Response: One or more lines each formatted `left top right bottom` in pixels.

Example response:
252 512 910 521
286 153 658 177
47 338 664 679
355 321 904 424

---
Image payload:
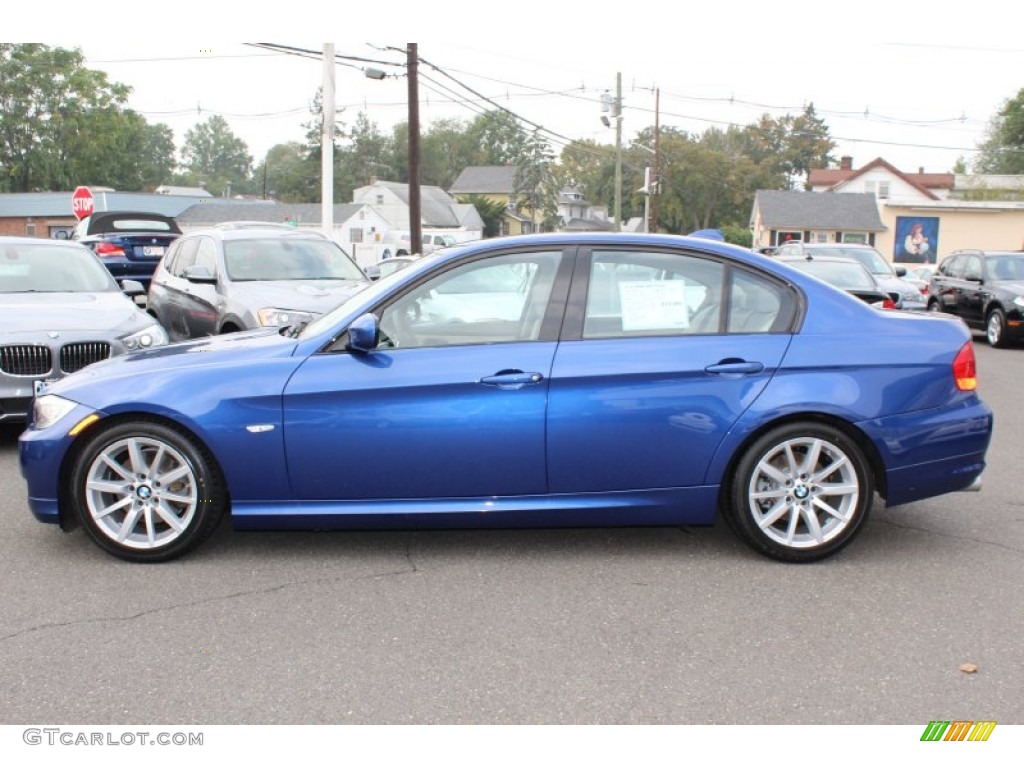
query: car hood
0 292 150 335
229 280 368 314
43 327 302 408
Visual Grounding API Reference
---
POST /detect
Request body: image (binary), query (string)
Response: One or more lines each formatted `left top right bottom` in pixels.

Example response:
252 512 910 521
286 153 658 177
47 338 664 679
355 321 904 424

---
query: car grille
0 342 113 377
0 345 53 376
59 342 111 374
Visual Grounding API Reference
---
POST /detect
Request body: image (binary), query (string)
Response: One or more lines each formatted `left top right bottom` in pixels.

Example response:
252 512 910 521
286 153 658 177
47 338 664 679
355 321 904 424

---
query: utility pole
614 72 622 232
407 44 422 254
321 43 335 236
652 87 661 233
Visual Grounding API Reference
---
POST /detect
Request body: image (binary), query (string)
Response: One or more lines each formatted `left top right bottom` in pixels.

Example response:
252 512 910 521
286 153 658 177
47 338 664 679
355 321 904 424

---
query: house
750 191 886 249
808 156 954 201
557 186 613 232
756 156 1024 263
449 167 613 234
448 166 540 236
352 178 483 242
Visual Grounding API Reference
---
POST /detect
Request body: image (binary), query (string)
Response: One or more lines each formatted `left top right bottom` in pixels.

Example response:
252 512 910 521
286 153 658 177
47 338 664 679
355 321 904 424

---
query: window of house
812 232 829 243
25 222 37 237
878 182 890 199
841 233 868 244
376 194 384 205
350 228 364 244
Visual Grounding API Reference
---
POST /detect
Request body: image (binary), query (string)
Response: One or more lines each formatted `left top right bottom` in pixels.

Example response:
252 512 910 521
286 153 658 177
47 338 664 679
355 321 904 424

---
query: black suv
928 249 1024 347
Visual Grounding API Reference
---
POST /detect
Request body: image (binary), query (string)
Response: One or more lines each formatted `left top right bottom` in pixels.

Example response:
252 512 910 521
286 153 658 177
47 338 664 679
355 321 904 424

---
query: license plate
143 246 165 256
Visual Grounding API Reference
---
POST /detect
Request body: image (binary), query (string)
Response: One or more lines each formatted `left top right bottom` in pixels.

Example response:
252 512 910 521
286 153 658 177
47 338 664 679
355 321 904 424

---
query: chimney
840 156 853 171
369 175 378 185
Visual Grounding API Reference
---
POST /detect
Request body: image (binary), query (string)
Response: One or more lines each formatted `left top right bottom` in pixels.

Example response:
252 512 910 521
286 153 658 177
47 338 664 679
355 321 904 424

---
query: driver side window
378 251 561 349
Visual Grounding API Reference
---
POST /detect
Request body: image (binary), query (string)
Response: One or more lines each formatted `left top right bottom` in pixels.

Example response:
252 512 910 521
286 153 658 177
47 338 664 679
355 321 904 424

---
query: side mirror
894 265 907 277
183 264 216 283
120 279 145 296
347 312 380 353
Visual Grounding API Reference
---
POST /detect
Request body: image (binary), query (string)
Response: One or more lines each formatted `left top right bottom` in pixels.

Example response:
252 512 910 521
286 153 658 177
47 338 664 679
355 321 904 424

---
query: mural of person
902 223 930 263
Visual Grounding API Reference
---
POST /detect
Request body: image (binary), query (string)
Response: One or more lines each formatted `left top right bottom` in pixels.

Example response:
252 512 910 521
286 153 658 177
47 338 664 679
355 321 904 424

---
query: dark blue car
71 211 182 291
19 233 992 563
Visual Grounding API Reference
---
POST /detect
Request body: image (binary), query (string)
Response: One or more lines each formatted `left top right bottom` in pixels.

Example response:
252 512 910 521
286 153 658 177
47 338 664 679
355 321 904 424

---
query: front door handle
479 370 544 389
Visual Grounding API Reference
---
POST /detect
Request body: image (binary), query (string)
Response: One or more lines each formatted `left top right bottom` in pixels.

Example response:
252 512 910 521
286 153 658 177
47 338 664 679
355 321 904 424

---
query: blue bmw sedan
19 233 992 563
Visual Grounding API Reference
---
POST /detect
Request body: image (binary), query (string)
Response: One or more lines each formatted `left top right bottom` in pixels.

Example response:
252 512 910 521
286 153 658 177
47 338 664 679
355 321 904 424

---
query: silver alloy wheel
84 436 199 550
987 312 1003 345
746 436 860 550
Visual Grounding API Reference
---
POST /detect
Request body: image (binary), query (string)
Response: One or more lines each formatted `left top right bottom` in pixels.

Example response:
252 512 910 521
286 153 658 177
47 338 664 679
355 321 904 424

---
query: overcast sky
34 2 1024 179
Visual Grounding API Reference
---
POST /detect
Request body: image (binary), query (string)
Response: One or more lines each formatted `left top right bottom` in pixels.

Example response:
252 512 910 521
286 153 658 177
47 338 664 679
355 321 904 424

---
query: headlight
258 308 315 327
33 394 77 430
1013 297 1024 309
121 323 168 351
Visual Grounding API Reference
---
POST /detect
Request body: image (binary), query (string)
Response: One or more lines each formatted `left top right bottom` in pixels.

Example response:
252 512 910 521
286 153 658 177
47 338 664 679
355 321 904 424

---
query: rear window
106 219 175 232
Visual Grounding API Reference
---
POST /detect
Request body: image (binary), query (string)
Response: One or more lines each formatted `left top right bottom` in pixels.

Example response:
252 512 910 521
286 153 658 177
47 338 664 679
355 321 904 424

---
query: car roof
180 227 331 242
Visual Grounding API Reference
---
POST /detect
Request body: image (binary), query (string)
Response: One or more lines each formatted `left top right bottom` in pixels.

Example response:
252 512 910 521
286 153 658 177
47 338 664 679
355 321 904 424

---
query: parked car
374 254 421 280
71 211 182 292
0 237 167 423
147 226 371 340
773 242 926 310
901 264 934 301
21 232 991 564
928 249 1024 347
775 254 899 309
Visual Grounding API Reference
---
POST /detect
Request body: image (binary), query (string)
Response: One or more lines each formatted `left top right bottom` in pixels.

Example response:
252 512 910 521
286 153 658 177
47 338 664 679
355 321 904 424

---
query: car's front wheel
986 308 1008 348
725 422 873 562
69 420 226 562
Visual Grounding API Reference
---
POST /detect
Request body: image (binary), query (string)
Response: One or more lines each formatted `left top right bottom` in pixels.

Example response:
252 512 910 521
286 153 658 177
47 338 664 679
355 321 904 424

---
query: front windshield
0 242 118 293
224 238 366 282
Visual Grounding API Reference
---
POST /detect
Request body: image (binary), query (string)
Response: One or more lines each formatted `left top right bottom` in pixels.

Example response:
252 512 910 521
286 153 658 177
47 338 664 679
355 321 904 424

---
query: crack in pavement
876 517 1024 555
1 546 420 644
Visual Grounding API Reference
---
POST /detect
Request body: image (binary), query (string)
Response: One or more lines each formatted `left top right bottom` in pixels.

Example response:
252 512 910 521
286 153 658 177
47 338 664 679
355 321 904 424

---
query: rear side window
582 250 795 338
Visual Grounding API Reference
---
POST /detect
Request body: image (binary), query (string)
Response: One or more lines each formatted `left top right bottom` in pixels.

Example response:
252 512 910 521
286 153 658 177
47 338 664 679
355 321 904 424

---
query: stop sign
71 186 94 220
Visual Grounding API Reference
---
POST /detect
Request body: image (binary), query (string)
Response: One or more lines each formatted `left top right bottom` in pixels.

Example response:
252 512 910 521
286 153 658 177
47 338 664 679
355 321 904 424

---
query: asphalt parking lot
0 339 1021 726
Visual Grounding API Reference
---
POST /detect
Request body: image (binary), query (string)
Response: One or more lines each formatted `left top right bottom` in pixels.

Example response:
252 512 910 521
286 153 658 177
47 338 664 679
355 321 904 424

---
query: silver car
0 237 168 423
147 226 371 340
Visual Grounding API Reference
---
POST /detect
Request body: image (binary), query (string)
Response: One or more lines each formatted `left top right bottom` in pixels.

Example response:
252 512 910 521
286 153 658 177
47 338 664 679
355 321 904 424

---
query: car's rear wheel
725 422 873 562
69 420 226 562
986 308 1008 348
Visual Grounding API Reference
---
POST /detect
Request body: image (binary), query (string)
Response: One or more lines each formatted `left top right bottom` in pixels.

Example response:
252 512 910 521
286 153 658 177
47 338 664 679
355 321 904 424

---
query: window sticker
619 281 689 331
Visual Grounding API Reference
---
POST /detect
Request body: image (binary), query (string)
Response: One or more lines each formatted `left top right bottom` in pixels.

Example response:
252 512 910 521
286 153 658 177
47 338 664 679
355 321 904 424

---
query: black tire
724 421 873 563
69 420 227 562
986 308 1008 348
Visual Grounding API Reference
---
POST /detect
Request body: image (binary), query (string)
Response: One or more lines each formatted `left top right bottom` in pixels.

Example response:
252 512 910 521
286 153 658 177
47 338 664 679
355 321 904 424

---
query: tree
743 105 835 189
975 87 1024 174
0 43 134 191
463 194 508 238
254 142 317 202
515 129 560 231
466 110 529 165
179 115 253 197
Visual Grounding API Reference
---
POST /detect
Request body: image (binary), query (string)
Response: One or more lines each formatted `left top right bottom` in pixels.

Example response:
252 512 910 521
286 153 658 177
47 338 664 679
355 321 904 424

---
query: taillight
94 242 125 257
953 341 977 391
881 298 897 310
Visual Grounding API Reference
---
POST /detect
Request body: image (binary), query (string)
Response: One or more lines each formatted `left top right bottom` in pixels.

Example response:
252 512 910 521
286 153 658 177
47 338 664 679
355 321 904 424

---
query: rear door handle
705 360 765 376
